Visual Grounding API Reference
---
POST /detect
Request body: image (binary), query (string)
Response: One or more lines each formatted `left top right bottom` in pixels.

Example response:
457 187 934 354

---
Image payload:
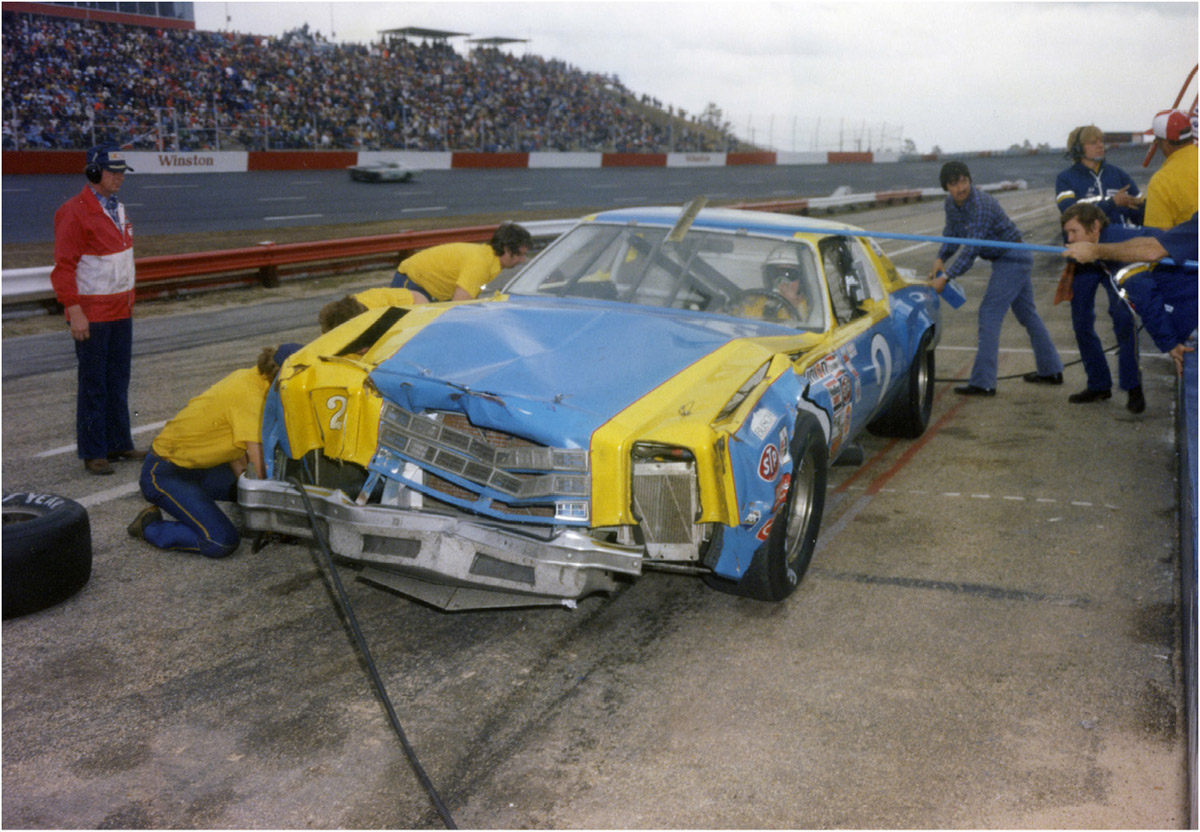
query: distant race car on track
239 202 943 611
347 160 417 182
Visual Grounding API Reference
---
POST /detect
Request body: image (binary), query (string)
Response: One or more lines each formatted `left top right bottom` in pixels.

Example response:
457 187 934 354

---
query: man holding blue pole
929 161 1063 396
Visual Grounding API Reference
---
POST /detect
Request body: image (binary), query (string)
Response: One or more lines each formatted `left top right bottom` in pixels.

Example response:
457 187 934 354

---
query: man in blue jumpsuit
1055 126 1146 410
1058 204 1145 411
1065 212 1197 377
929 161 1063 396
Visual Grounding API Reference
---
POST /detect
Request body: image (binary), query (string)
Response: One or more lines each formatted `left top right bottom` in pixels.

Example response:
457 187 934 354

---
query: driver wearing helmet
762 247 814 321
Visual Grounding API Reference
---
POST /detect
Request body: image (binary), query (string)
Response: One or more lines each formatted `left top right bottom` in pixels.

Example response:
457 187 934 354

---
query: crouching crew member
127 344 300 558
317 287 428 333
1065 213 1198 376
1058 203 1144 411
390 222 532 301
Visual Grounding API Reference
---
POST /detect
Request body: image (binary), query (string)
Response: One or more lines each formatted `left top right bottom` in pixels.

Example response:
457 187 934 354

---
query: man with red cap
1144 109 1198 229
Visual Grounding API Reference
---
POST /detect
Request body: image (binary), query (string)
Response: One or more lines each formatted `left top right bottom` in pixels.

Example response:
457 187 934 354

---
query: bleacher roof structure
468 37 529 46
379 26 469 42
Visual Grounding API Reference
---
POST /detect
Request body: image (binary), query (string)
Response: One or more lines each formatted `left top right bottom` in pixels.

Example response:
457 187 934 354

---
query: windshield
504 224 828 331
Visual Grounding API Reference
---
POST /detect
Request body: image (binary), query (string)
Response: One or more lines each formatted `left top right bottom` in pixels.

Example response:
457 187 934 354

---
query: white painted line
400 206 447 214
265 213 324 221
77 482 141 509
522 200 558 207
257 196 305 202
36 420 167 458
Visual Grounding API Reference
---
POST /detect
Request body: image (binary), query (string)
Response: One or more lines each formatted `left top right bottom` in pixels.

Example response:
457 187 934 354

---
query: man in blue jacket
930 161 1062 395
1055 125 1144 226
1058 204 1145 411
1055 127 1147 410
1065 213 1197 377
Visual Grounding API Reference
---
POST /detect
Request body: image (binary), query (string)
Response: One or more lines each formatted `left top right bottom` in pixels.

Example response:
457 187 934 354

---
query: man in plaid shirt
929 161 1063 396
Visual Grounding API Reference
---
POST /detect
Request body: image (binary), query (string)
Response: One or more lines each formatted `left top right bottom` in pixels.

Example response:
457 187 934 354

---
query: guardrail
1 219 577 310
0 183 1023 310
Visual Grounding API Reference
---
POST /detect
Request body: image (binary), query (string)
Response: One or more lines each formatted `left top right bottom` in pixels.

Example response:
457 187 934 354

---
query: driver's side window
820 238 866 325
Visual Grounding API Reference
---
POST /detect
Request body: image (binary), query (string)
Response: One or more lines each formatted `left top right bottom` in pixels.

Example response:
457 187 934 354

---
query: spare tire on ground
3 492 92 619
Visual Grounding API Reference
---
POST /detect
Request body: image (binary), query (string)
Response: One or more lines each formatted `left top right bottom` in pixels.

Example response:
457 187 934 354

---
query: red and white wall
2 149 903 175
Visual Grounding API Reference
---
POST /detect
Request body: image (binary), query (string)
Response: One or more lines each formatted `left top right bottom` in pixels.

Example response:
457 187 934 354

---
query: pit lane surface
1 187 1186 826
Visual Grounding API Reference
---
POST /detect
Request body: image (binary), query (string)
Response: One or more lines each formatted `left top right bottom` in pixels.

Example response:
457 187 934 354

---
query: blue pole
787 225 1197 270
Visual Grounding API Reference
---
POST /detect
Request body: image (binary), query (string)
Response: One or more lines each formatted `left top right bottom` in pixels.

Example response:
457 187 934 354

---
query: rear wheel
868 329 934 438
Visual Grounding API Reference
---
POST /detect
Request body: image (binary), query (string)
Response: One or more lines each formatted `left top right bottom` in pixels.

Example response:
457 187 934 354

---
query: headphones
1066 127 1084 161
84 161 103 183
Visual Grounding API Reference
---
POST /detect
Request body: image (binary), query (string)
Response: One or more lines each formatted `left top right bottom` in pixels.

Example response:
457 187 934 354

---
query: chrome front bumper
238 477 644 609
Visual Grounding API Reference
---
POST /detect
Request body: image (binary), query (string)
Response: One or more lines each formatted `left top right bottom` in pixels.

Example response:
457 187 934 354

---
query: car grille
632 461 701 546
374 404 590 521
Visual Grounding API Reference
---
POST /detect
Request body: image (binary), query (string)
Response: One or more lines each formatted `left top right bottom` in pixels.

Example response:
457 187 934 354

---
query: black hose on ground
285 477 457 829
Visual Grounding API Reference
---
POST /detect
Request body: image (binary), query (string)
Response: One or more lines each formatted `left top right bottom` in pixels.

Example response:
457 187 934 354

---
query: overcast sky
192 1 1198 154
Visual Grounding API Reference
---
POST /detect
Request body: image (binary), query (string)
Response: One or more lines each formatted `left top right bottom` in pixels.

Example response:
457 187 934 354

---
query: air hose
285 477 457 829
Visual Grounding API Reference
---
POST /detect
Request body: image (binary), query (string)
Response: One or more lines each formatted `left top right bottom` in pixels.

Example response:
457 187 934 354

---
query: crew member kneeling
127 344 300 558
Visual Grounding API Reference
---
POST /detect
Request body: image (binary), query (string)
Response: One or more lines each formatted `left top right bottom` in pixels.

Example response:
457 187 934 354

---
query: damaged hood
368 296 789 447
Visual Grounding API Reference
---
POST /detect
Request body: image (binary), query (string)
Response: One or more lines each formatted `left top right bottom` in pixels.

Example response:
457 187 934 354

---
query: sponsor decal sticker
758 443 780 481
750 407 778 440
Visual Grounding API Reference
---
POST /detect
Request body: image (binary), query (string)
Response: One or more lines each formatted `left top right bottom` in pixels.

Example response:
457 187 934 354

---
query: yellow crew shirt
353 287 418 308
151 367 269 469
1145 143 1198 229
397 242 502 301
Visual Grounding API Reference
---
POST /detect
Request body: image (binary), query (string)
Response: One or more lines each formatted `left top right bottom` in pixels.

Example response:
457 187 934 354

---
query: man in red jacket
51 144 145 475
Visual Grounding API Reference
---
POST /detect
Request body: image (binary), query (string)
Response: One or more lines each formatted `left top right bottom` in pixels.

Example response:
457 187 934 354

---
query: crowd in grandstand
1 12 742 154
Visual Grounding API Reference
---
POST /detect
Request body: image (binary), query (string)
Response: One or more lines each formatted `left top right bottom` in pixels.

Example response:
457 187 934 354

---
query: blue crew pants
1070 268 1140 392
74 317 135 460
969 250 1063 389
138 451 240 558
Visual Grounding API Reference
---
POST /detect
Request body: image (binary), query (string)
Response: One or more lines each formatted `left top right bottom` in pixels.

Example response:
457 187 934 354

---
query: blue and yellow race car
239 204 942 610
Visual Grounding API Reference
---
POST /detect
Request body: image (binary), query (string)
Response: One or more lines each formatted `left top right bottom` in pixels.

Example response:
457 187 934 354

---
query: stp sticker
758 444 779 481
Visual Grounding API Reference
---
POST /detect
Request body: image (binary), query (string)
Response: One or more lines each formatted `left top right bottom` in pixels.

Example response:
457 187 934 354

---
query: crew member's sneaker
954 384 996 396
84 458 115 475
128 505 163 539
1022 371 1064 385
1068 388 1112 404
1126 386 1146 414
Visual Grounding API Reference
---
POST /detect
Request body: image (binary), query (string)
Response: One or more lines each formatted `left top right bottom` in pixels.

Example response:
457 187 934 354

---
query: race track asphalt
0 162 1188 827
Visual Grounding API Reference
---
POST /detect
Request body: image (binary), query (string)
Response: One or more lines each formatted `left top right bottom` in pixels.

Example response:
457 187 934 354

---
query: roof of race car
581 206 864 237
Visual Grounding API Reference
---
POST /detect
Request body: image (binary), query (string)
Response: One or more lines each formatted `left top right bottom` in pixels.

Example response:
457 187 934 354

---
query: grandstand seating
1 12 742 154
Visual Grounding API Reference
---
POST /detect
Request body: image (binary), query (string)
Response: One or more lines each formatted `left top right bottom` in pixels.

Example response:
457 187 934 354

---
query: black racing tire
704 411 828 602
2 492 92 619
868 329 935 439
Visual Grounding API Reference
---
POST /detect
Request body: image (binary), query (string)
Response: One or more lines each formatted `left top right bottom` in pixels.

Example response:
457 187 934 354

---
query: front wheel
762 412 828 600
704 411 828 602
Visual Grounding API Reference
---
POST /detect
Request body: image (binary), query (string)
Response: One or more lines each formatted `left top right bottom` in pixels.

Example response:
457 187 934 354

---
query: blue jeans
1071 268 1139 392
969 250 1063 389
74 317 134 460
138 451 240 558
